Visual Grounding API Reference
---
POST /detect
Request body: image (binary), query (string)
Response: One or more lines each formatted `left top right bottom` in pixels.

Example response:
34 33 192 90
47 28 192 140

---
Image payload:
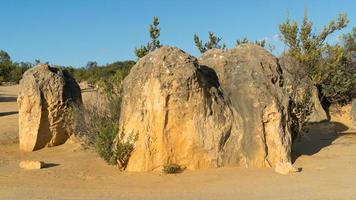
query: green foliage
279 12 353 104
71 86 134 168
97 62 133 98
163 164 182 174
194 32 226 53
318 44 356 103
341 27 356 99
94 115 134 168
135 16 161 59
279 12 348 68
290 87 314 141
134 45 150 59
0 50 11 63
94 113 133 167
68 61 134 87
68 61 134 169
114 136 135 169
95 120 119 165
236 37 266 47
149 16 161 50
341 27 356 61
0 50 32 84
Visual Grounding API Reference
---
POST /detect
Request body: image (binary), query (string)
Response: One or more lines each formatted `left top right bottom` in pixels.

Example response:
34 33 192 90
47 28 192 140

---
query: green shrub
114 138 134 169
95 120 119 165
289 88 314 141
69 65 135 169
163 164 182 174
94 118 134 168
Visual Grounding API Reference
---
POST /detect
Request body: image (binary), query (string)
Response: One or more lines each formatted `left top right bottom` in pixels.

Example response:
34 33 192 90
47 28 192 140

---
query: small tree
279 11 353 104
279 12 348 70
135 16 161 59
194 32 226 53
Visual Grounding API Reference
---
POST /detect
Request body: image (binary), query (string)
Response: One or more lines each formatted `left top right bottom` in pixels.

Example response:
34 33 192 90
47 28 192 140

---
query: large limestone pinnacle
17 64 82 151
117 45 297 174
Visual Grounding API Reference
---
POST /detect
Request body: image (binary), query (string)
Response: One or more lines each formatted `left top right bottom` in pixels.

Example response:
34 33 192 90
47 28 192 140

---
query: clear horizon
1 0 355 67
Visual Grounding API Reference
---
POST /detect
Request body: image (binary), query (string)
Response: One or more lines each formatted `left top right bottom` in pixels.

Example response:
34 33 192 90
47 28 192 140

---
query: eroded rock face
18 64 82 151
279 56 328 123
118 45 296 173
117 46 237 171
199 44 296 173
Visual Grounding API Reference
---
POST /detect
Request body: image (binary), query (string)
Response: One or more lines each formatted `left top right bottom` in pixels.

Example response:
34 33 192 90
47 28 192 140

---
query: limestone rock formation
117 46 237 171
18 64 82 151
279 56 328 123
199 44 296 174
118 45 296 174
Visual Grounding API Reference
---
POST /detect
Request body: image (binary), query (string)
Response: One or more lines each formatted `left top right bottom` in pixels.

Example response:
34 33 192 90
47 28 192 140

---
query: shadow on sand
42 163 60 169
0 111 18 117
0 96 17 102
292 121 356 163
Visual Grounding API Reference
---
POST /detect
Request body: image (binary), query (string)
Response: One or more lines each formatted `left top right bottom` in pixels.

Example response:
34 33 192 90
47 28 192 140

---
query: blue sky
0 0 355 67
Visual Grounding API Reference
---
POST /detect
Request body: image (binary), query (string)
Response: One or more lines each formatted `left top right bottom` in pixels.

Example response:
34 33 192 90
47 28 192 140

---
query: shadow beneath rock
42 163 60 169
292 121 356 163
0 111 18 117
0 96 17 102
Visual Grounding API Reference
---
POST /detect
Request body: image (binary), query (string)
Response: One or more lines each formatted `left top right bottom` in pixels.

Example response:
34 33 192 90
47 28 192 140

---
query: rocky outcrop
117 45 297 174
117 47 238 171
200 44 296 174
18 64 82 151
279 56 328 123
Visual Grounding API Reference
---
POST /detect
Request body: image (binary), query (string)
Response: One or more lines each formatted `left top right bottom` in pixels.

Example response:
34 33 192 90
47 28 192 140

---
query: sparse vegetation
72 89 134 168
163 164 182 174
236 37 266 47
135 16 161 59
68 61 134 168
65 61 135 87
194 32 226 53
289 87 314 141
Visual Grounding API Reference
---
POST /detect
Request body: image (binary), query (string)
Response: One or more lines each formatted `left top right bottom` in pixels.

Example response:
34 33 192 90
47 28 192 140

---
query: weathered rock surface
118 45 297 173
117 46 237 171
18 64 82 151
199 44 296 173
279 56 328 123
19 160 44 170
